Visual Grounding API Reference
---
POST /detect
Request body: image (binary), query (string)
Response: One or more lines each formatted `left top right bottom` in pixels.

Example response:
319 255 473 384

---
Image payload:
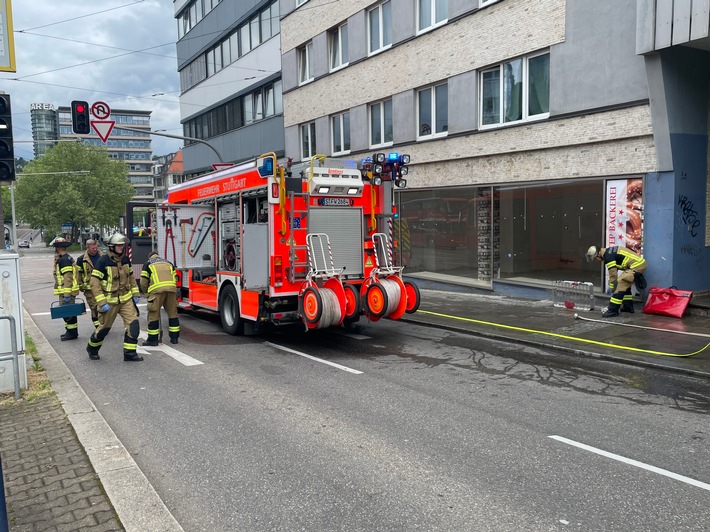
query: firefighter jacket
601 245 646 288
53 252 80 297
140 257 177 295
90 251 139 305
76 249 103 291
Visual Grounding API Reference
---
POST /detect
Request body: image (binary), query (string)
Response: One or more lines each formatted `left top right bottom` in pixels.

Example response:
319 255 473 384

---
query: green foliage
14 143 134 239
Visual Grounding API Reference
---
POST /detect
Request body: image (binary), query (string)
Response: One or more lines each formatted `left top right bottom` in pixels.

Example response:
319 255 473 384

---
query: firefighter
139 250 180 346
86 233 143 361
586 245 647 317
76 239 103 329
53 237 80 341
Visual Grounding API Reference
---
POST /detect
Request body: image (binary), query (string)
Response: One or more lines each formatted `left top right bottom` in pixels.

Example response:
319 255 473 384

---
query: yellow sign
0 0 16 73
365 256 373 267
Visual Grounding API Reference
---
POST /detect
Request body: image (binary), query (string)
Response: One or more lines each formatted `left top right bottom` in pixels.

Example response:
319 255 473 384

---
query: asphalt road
20 247 710 531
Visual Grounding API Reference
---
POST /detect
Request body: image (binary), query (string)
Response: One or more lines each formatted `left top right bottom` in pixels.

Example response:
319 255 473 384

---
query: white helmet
107 233 127 246
585 245 599 262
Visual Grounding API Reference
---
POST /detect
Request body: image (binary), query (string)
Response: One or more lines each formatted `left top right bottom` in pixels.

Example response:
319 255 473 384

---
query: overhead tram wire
16 0 146 32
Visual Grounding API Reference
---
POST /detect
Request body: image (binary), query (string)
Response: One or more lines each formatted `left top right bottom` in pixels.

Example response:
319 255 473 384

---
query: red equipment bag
642 286 693 318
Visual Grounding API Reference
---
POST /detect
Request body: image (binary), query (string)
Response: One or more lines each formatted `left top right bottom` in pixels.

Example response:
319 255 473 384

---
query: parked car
18 239 30 248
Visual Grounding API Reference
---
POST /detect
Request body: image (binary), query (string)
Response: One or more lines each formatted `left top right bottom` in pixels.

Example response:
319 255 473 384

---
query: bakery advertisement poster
605 178 643 254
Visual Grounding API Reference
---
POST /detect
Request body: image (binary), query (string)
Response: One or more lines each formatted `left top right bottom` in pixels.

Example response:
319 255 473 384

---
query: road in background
20 247 710 531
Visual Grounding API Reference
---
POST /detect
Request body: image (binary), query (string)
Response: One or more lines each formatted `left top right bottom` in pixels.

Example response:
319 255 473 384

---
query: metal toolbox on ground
50 299 87 319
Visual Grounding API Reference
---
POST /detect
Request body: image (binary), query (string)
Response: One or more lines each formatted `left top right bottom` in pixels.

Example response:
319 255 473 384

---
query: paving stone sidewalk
0 395 123 531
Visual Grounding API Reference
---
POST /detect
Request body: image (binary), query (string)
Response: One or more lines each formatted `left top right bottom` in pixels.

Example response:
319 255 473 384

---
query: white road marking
549 435 710 492
264 341 363 374
137 333 204 366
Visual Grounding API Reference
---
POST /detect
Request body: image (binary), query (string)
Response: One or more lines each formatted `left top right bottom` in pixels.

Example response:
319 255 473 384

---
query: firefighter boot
602 304 620 318
86 345 100 360
142 337 159 347
621 302 635 313
124 350 144 362
61 330 78 341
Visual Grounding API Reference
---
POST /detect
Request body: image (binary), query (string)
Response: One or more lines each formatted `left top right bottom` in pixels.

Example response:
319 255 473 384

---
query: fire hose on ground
415 310 710 358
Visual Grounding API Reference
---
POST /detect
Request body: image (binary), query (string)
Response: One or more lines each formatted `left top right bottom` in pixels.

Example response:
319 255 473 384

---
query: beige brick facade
283 0 566 127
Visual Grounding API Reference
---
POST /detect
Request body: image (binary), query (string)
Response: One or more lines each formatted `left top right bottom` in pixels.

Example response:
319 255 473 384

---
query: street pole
111 125 225 163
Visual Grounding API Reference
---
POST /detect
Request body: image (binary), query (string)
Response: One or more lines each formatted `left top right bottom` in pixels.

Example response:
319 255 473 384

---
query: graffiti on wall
677 195 701 238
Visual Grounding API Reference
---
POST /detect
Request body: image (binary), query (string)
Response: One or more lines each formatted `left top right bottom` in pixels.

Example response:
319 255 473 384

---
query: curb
23 309 184 532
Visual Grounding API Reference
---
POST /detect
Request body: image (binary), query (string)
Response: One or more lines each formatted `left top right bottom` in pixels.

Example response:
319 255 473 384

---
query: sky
2 0 184 161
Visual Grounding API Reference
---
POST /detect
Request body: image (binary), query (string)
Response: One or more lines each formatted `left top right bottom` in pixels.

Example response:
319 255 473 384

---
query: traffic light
71 100 91 134
0 94 15 182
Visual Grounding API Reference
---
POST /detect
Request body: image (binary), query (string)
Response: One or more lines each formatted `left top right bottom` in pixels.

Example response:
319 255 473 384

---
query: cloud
3 0 183 160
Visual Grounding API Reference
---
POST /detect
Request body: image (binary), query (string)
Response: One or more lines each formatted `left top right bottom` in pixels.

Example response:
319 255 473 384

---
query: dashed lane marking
264 341 363 374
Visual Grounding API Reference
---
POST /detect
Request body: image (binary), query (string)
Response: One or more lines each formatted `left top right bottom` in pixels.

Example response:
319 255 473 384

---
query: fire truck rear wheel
343 284 361 322
404 281 421 314
301 287 323 325
365 283 389 318
219 284 244 335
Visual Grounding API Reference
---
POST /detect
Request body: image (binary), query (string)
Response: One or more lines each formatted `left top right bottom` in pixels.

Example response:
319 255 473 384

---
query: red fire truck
127 152 420 334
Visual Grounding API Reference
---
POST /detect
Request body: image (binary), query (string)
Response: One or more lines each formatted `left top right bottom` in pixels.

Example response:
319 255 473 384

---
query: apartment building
174 0 285 177
57 107 154 200
279 0 710 295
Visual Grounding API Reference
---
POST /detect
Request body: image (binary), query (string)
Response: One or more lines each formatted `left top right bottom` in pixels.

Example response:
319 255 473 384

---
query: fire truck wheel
343 284 361 322
219 284 244 335
404 281 421 314
365 283 389 318
301 286 323 325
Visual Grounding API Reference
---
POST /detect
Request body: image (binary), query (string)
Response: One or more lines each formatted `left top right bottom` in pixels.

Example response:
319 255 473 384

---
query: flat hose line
415 310 710 358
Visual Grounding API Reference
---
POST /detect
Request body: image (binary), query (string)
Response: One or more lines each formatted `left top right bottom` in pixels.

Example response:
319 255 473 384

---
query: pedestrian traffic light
71 100 91 135
0 93 15 182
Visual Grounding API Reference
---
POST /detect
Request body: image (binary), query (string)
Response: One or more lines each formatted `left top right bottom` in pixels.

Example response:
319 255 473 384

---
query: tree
14 143 135 242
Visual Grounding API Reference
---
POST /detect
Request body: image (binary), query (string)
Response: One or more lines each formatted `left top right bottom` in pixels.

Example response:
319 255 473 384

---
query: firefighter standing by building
76 239 103 329
86 233 143 361
140 251 180 346
586 244 647 317
53 237 80 341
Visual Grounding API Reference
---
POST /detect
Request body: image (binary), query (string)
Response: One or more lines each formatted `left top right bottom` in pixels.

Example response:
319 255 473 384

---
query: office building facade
57 107 154 200
280 0 710 295
29 103 59 158
174 0 285 177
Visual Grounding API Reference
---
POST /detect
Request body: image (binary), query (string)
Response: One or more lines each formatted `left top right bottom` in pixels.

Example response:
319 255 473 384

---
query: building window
480 51 549 127
418 0 447 32
418 83 448 138
299 42 314 84
368 1 392 55
301 122 317 160
370 99 393 147
331 112 351 154
330 23 349 71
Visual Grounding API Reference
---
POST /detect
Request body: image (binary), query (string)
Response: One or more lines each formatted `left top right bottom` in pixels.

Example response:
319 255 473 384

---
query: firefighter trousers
87 300 139 356
145 292 179 343
59 296 78 338
83 290 100 328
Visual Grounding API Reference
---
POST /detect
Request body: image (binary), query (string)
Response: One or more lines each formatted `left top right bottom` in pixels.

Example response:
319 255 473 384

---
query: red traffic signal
71 100 91 135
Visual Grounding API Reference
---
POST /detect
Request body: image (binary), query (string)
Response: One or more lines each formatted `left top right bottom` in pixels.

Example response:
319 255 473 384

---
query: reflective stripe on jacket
90 252 139 305
602 245 646 287
140 258 177 294
76 250 103 291
53 253 79 296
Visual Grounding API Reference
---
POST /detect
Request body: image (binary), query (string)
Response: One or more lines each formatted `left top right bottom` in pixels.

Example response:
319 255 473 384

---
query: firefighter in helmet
140 250 180 346
586 244 647 317
76 239 104 329
86 233 143 361
53 237 80 341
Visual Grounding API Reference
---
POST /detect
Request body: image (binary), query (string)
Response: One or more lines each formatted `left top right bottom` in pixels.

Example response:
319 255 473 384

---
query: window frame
417 82 448 139
417 0 448 34
331 111 351 155
479 51 550 129
298 41 315 85
301 122 317 160
369 99 393 148
368 1 392 56
329 22 349 72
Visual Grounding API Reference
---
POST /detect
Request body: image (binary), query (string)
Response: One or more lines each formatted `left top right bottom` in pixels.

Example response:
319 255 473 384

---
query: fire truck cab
128 152 420 334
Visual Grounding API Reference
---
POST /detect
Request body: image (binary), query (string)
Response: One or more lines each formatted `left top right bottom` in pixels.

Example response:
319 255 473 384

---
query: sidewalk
2 288 709 531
